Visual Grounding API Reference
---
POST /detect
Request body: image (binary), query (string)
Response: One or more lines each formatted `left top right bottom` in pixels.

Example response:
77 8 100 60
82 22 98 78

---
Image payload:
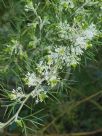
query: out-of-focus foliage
0 0 102 135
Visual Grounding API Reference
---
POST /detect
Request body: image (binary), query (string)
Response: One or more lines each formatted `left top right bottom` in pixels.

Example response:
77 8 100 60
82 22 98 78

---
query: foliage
0 0 102 135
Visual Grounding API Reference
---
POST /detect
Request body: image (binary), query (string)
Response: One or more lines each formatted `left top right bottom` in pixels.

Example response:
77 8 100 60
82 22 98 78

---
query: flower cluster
25 72 42 87
0 0 100 131
31 87 47 103
24 21 97 104
74 24 97 49
10 87 25 100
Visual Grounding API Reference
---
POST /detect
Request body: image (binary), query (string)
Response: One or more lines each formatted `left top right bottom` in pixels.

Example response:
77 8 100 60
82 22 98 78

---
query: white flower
75 36 86 48
75 24 97 50
36 61 45 73
31 87 47 103
75 46 83 55
51 52 58 59
10 87 25 100
58 21 70 39
69 55 80 66
55 47 66 55
31 88 44 97
48 75 59 87
26 72 41 87
83 24 97 40
44 70 49 80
